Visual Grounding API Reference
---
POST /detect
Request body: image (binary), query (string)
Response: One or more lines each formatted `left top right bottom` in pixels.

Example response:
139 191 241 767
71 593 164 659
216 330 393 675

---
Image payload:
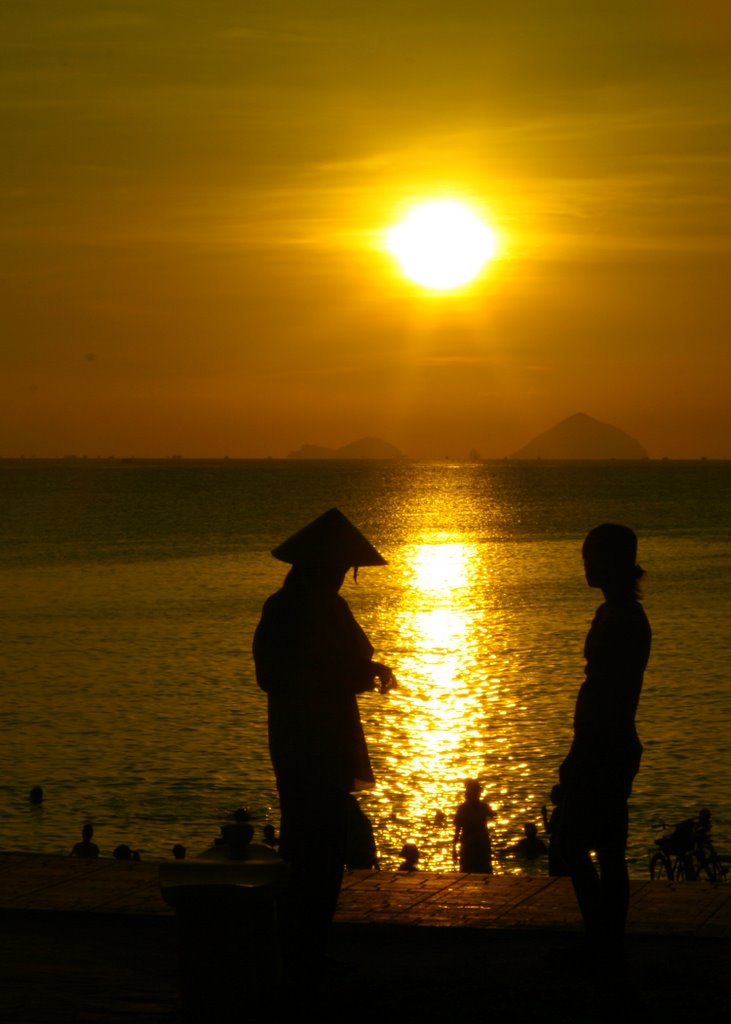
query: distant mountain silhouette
511 413 648 460
287 436 405 459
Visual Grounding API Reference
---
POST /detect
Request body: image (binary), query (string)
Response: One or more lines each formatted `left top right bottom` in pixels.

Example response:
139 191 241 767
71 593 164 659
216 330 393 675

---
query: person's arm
371 661 396 693
254 593 394 696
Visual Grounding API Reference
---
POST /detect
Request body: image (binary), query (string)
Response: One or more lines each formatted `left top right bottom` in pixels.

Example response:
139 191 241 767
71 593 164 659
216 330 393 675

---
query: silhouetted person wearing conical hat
253 508 395 985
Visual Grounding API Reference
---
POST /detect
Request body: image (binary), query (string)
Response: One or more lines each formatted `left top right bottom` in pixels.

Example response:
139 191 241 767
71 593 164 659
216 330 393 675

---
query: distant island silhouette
511 413 648 460
287 437 405 460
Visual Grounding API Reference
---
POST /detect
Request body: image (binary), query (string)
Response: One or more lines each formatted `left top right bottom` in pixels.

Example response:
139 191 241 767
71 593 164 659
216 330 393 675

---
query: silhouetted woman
558 523 651 973
253 508 395 983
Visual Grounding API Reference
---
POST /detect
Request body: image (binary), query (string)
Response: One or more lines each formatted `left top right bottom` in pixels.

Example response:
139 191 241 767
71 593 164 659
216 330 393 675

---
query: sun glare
386 199 498 291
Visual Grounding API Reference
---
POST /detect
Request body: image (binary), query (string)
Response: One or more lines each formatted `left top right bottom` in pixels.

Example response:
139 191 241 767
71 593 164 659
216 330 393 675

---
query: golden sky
2 1 730 458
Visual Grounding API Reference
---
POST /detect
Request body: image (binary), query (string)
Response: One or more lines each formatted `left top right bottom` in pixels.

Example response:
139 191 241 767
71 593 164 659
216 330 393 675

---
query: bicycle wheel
703 842 728 882
650 851 672 881
695 850 723 882
699 860 717 882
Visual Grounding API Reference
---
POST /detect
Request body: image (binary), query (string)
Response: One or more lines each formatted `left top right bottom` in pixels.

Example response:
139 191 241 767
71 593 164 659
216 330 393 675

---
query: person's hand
372 662 396 693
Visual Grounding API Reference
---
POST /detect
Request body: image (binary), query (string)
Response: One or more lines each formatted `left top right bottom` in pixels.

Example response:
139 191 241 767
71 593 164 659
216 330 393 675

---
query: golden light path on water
357 476 557 874
3 460 729 871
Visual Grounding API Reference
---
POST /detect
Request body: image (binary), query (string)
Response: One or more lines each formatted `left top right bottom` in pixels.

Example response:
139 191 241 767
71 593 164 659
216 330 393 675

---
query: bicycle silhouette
649 809 728 882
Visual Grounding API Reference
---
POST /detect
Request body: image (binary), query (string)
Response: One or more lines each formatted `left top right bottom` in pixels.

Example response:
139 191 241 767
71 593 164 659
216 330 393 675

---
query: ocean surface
1 458 729 876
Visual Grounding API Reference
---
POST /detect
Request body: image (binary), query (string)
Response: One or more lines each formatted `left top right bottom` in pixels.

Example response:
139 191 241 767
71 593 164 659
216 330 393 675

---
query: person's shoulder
262 585 352 626
620 598 651 633
333 591 354 612
259 586 300 617
320 589 357 621
590 601 614 633
596 599 651 653
632 600 650 629
597 598 647 625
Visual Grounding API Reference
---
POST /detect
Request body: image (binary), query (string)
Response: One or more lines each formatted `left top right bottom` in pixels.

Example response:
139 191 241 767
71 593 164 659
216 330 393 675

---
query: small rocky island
511 413 648 460
287 437 405 459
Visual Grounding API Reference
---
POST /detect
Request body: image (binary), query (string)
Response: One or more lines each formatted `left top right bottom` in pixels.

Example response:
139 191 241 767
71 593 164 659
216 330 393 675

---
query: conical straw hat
271 508 387 567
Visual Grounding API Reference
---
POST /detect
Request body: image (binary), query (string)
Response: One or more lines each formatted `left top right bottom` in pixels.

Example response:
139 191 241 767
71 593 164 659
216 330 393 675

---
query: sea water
1 458 729 875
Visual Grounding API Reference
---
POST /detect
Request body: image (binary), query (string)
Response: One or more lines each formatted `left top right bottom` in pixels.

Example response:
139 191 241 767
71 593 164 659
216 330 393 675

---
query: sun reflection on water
363 512 522 868
2 460 729 871
352 468 576 875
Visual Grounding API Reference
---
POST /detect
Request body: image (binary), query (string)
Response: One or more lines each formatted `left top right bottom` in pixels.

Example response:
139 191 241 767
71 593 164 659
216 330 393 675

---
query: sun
385 200 498 291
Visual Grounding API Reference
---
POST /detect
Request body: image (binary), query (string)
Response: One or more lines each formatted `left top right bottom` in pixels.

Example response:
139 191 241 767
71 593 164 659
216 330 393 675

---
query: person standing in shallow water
453 779 495 873
253 508 395 982
70 822 100 858
558 523 651 974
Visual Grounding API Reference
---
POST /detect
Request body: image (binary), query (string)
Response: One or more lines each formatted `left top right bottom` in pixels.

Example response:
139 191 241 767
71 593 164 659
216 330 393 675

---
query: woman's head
583 523 644 596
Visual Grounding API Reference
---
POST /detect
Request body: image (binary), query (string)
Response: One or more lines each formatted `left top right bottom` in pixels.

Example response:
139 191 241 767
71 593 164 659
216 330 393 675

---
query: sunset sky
2 1 730 459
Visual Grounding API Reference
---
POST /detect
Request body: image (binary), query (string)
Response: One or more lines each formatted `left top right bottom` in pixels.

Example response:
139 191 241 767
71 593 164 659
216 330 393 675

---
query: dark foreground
0 909 729 1023
1 857 729 1022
